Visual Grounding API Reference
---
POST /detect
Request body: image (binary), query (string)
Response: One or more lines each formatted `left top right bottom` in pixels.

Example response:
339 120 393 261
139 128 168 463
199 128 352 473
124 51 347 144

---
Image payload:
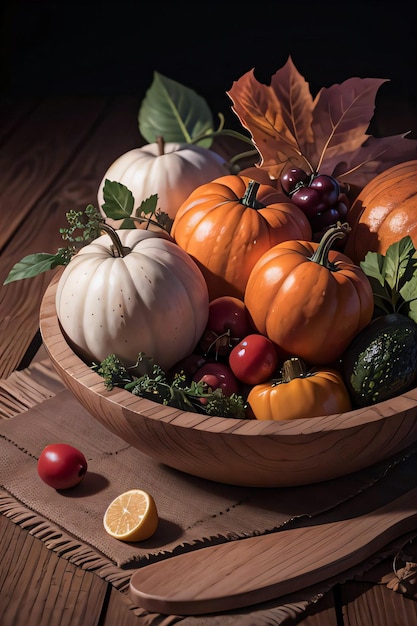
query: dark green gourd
342 313 417 407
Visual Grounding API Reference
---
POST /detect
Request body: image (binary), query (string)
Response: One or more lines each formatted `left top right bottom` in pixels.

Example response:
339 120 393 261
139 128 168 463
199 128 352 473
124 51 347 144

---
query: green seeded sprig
3 182 171 285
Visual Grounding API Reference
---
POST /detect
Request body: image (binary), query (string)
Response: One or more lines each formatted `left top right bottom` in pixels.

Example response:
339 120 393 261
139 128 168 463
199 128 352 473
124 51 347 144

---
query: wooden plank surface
341 579 417 626
0 97 106 251
0 513 145 626
0 98 40 143
0 96 141 377
0 514 106 626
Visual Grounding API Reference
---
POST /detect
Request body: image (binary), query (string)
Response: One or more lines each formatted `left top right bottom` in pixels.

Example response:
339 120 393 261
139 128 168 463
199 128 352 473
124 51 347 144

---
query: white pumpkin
97 141 229 225
55 228 209 371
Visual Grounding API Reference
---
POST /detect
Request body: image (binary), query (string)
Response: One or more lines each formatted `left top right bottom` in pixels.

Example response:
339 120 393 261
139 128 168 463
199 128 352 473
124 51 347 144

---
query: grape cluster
281 167 350 242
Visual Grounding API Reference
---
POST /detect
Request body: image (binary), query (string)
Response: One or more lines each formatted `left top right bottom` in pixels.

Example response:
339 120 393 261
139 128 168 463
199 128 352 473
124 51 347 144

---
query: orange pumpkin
171 174 312 300
344 160 417 264
247 357 352 421
244 223 374 365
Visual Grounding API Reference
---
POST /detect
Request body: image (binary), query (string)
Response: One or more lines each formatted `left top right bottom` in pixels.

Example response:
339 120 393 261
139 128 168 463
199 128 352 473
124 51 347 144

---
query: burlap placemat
2 351 417 624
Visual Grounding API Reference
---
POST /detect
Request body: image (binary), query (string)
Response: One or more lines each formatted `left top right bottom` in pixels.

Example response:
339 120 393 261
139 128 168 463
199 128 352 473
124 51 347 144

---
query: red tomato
229 334 279 385
200 296 255 357
37 443 88 490
193 362 240 396
207 296 254 340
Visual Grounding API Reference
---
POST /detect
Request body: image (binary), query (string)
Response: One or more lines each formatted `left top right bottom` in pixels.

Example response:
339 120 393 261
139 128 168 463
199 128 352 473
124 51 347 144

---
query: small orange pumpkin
247 357 352 421
344 160 417 264
171 174 312 300
244 223 374 365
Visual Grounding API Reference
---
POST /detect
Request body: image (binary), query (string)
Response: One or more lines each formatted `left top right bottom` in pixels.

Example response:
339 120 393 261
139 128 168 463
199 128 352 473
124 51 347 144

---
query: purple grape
310 207 340 231
336 200 349 220
280 167 309 195
336 192 350 219
291 186 328 218
286 170 349 235
310 175 340 207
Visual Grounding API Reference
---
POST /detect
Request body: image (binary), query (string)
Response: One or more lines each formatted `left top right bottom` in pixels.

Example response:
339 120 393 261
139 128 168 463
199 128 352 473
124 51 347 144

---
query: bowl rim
39 274 417 438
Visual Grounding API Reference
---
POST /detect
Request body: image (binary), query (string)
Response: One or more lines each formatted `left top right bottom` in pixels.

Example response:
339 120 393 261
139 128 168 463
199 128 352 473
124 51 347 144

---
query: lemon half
103 488 158 542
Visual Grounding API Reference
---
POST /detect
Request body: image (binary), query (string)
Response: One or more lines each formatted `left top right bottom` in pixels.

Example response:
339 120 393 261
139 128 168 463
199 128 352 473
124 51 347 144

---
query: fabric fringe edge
0 488 132 592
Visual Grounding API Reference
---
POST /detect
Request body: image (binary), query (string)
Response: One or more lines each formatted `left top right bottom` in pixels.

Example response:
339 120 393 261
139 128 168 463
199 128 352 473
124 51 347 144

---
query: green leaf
138 71 214 147
399 275 417 305
367 283 393 315
101 180 135 220
119 217 136 229
360 250 386 286
408 299 417 324
360 236 417 317
133 194 173 232
135 194 159 217
3 252 66 284
381 236 416 291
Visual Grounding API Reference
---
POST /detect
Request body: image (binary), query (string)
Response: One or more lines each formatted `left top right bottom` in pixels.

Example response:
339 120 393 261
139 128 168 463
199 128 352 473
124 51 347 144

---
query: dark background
1 0 416 136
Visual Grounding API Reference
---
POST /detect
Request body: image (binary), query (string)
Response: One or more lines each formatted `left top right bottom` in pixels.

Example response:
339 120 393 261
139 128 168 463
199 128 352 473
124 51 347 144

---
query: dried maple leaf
228 56 417 188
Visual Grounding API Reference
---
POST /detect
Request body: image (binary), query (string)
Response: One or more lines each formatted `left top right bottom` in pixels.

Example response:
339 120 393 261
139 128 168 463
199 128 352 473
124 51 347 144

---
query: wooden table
2 94 417 625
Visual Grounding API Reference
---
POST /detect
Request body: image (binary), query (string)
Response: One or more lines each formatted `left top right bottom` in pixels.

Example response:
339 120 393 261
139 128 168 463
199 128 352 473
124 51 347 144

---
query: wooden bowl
39 277 417 488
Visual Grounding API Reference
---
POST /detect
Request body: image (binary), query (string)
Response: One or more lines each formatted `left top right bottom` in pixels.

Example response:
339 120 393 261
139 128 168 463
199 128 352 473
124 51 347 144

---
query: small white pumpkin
55 227 209 371
97 140 229 225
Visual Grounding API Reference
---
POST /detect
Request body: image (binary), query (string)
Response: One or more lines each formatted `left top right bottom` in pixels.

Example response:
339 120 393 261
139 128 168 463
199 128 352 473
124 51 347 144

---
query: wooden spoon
129 486 417 615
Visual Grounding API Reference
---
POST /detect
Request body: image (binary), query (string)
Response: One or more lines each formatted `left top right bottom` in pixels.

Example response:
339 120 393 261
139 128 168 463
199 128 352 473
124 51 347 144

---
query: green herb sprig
4 204 104 284
3 181 170 285
92 352 247 419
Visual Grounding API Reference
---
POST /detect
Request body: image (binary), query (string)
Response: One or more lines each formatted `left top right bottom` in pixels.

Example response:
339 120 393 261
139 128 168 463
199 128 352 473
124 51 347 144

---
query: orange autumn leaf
228 56 417 188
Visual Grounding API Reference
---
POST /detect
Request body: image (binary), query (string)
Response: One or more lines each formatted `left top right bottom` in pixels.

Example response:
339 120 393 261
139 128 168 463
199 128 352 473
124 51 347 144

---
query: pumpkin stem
99 223 129 258
241 180 265 210
282 357 308 382
309 222 351 270
157 136 165 156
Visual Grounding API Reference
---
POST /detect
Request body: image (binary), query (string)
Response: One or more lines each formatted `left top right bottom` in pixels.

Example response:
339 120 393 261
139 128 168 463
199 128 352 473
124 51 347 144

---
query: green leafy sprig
360 236 417 323
101 179 173 232
92 352 247 419
3 181 170 285
4 204 104 284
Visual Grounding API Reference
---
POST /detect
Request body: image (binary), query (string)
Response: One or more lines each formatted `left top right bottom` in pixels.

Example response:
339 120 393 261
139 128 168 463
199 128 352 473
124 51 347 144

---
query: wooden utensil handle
129 486 417 615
